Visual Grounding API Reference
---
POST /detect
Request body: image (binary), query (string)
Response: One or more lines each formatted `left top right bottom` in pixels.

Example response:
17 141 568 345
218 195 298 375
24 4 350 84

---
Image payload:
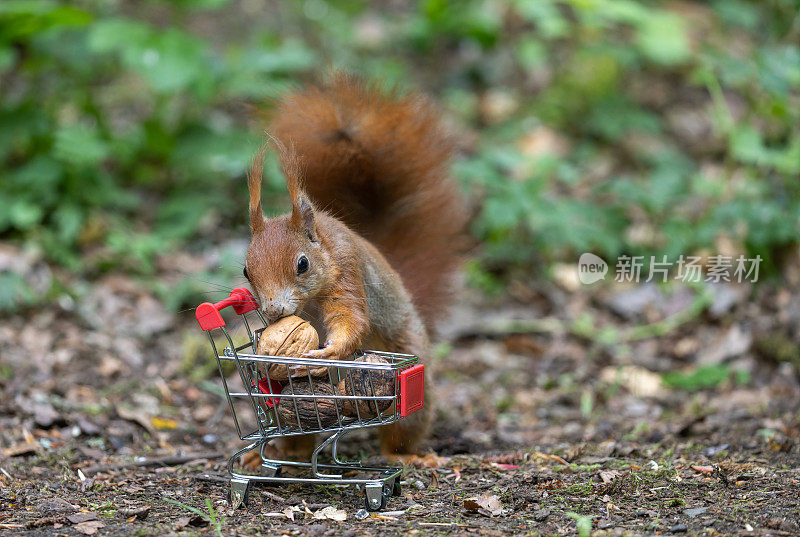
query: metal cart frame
195 287 425 511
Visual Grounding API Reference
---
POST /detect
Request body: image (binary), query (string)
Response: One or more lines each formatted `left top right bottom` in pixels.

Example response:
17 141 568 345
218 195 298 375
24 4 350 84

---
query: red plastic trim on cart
398 364 424 417
195 287 259 331
255 378 283 407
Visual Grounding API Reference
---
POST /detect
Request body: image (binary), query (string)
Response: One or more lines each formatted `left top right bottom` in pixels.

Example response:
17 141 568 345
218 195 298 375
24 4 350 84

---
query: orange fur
269 72 468 330
246 73 466 453
247 143 267 233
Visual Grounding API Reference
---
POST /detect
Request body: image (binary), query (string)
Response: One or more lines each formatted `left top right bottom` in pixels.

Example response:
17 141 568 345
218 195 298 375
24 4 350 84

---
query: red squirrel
243 73 466 453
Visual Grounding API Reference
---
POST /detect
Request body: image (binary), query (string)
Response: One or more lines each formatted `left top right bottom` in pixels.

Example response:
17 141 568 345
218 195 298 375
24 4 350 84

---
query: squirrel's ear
273 135 315 240
247 144 268 234
291 194 316 242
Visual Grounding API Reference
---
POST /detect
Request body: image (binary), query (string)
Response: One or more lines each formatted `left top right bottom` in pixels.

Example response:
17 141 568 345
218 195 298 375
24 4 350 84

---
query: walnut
275 380 345 429
337 354 396 420
255 315 327 380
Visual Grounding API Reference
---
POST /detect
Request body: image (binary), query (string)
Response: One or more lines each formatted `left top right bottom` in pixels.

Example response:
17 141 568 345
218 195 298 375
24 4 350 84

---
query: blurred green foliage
0 0 798 305
455 0 800 280
662 363 750 392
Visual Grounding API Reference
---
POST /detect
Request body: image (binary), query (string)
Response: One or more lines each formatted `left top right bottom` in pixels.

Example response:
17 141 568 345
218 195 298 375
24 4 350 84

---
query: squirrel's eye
297 255 309 275
243 266 248 279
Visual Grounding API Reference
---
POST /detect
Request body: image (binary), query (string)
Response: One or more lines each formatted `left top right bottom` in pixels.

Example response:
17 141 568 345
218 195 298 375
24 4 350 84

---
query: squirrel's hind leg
275 434 318 460
379 404 432 455
379 368 434 455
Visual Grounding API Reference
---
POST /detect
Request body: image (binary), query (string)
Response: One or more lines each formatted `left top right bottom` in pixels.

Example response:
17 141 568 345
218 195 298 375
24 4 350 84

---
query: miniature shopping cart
195 287 424 511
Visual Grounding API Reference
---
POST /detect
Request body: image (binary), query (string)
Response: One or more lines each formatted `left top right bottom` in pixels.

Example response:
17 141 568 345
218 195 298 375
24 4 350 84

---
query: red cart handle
195 287 259 331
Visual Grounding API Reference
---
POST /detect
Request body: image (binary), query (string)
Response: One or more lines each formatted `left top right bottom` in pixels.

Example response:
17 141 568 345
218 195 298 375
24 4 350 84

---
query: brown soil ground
2 274 799 536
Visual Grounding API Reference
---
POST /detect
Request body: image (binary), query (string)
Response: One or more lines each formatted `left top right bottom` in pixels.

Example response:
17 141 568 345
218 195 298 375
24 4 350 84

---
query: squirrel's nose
264 303 285 319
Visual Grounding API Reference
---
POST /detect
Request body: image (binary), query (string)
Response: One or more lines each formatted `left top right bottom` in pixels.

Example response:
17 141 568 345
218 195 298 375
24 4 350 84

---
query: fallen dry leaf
116 405 155 434
600 365 665 398
73 520 105 535
119 505 150 520
692 465 715 475
283 506 302 521
3 442 39 457
313 506 347 521
67 512 98 524
463 492 503 517
534 451 569 465
599 470 622 484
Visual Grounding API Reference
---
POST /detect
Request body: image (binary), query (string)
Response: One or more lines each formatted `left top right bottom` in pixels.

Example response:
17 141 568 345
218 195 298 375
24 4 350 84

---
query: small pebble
203 433 217 444
355 509 369 520
684 507 707 518
670 523 688 533
533 508 550 521
705 444 729 457
413 480 425 490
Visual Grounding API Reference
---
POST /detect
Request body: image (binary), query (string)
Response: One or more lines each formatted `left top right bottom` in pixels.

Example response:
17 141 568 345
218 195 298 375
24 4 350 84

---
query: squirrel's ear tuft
247 143 268 234
271 134 315 241
291 194 316 242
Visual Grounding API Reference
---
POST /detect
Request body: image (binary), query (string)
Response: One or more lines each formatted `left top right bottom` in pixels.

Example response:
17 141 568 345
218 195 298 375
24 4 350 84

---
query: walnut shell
275 380 345 429
255 315 326 380
337 354 395 420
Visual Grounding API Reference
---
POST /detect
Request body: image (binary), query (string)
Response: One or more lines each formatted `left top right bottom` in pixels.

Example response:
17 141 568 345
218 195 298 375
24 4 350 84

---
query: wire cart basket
195 288 425 511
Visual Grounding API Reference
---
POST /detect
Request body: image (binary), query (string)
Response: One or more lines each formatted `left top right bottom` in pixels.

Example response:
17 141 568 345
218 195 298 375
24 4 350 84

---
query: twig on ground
80 452 223 476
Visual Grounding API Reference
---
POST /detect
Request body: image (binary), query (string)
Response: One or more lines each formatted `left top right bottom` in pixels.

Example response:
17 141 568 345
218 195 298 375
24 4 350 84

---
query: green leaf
172 0 233 9
0 2 92 40
636 13 690 65
663 365 731 392
9 200 43 229
0 106 43 162
757 45 800 97
711 0 760 30
0 271 37 312
52 204 84 242
567 512 592 537
240 40 317 74
89 20 209 93
130 29 209 93
514 0 569 39
87 18 152 54
0 46 16 71
171 127 257 179
516 38 547 69
8 155 62 195
53 124 109 166
155 191 216 240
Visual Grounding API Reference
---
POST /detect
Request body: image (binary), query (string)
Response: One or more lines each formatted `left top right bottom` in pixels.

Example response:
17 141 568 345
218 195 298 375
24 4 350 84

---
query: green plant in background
662 363 750 392
0 0 306 275
163 497 224 537
0 0 798 311
457 0 799 281
567 511 592 537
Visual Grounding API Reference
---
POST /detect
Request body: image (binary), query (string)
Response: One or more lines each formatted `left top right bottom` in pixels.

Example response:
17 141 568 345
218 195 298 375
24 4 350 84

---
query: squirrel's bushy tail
269 73 467 331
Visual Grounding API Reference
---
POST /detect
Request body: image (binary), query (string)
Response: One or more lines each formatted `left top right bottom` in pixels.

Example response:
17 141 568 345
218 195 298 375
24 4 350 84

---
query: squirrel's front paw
302 340 353 360
302 346 339 360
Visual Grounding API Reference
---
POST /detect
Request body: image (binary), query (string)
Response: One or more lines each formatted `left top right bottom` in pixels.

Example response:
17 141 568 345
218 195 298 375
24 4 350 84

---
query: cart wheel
261 463 281 478
364 483 386 512
391 480 402 497
229 478 250 509
364 494 386 512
